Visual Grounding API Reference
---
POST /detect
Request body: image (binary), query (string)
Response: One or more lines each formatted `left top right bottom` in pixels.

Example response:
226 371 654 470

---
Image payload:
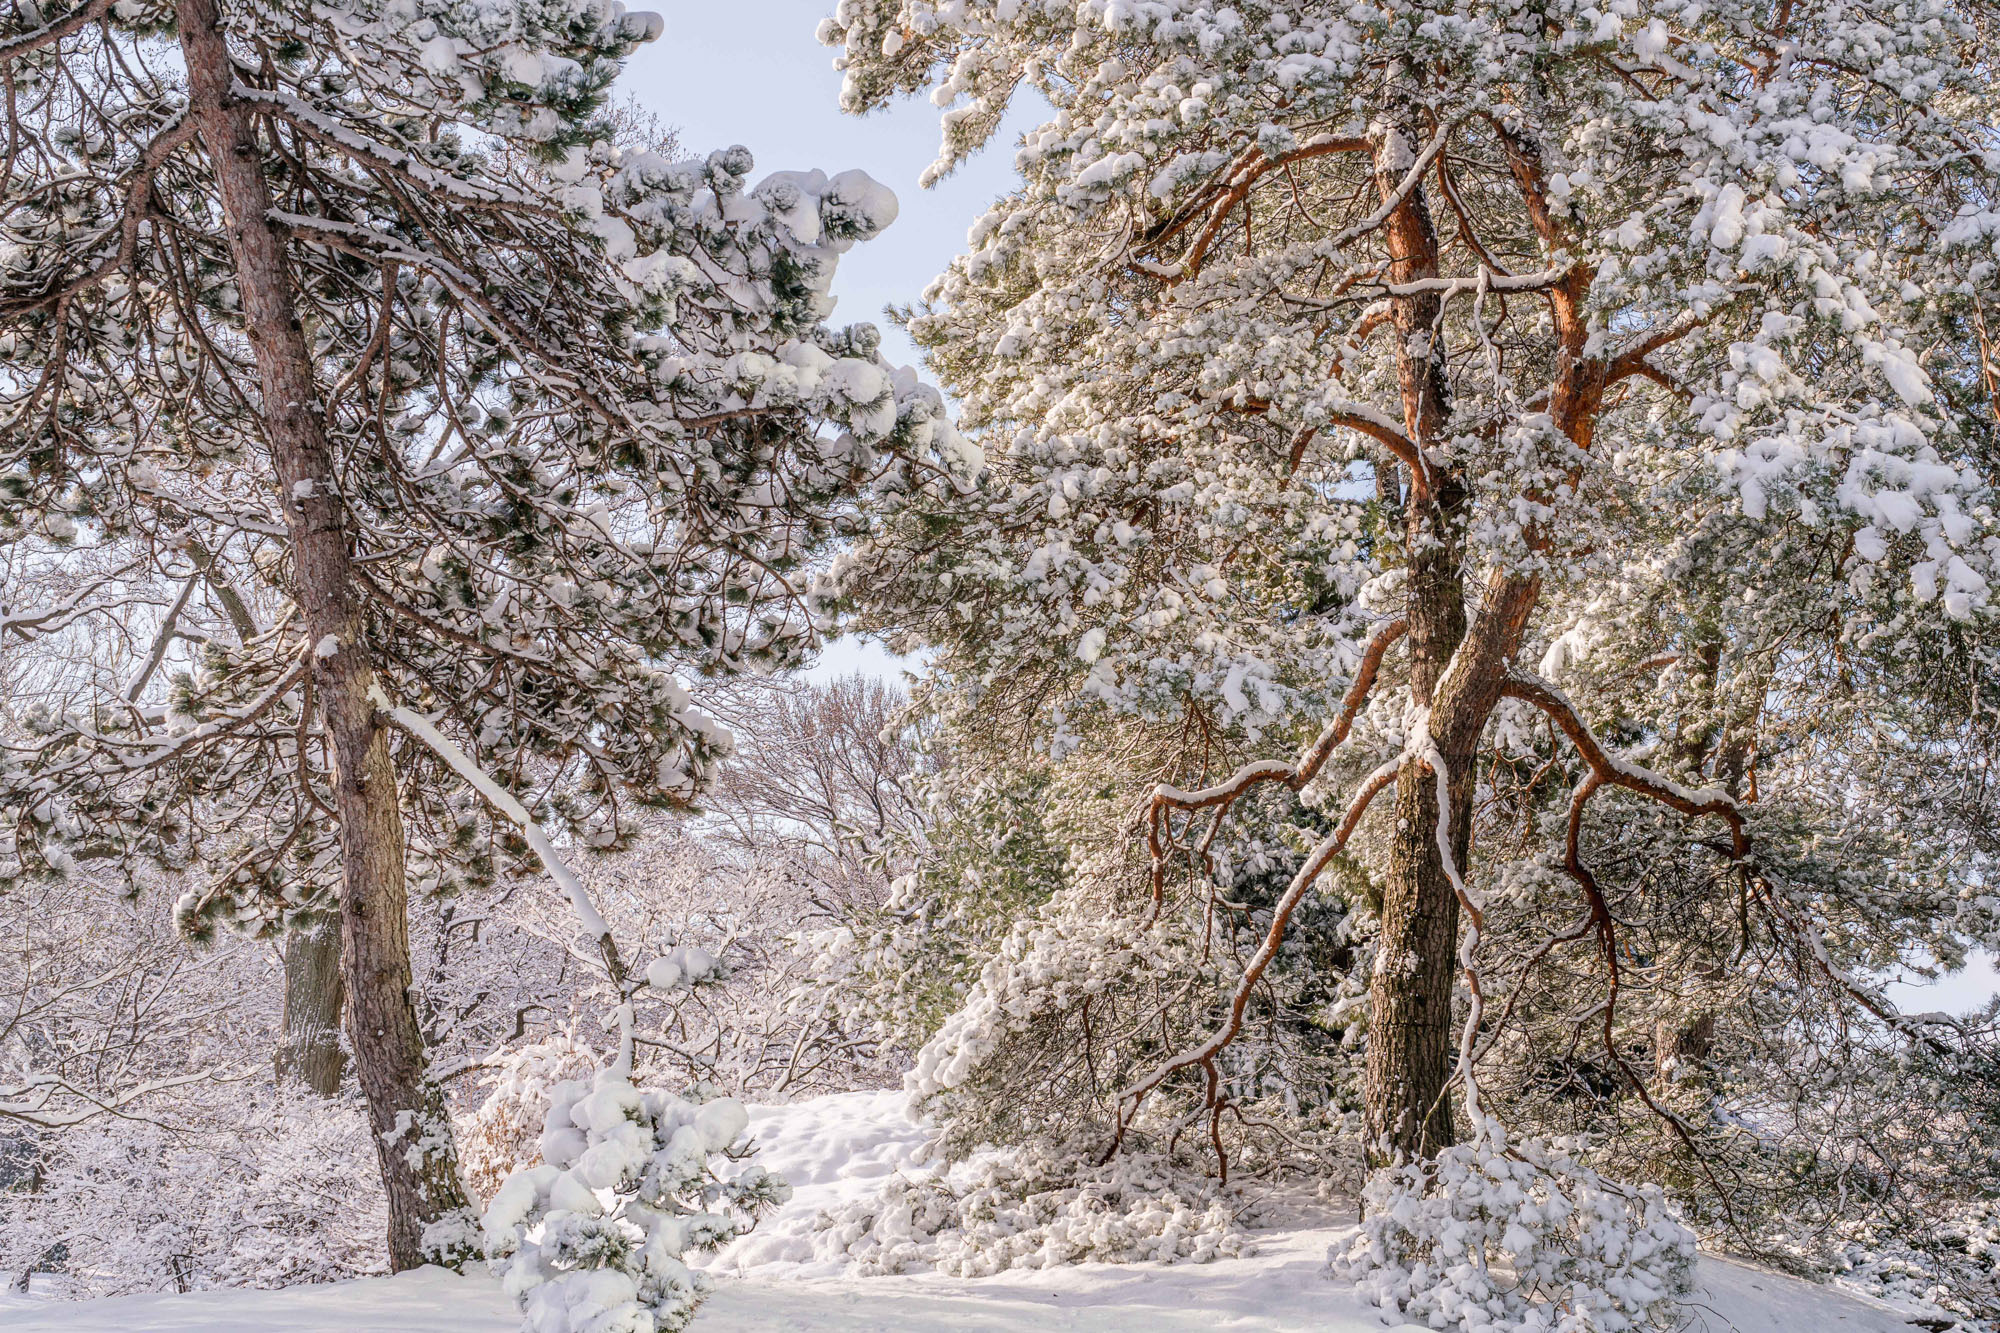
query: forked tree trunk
1359 90 1477 1165
1357 77 1610 1171
178 0 475 1267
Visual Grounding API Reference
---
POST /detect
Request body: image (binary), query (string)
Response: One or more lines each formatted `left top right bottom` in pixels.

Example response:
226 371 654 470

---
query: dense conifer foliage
817 0 2000 1265
3 0 1998 1326
0 0 970 1268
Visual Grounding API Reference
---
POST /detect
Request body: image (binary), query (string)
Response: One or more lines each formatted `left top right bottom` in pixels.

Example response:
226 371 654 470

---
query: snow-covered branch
373 693 621 984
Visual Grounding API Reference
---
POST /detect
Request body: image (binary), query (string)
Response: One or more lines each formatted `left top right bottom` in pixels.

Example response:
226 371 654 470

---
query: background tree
700 672 929 895
0 0 973 1267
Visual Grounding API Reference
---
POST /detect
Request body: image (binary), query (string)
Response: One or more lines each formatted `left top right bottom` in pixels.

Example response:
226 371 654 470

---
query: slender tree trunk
1658 640 1758 1094
178 0 474 1267
11 1158 42 1293
277 917 347 1095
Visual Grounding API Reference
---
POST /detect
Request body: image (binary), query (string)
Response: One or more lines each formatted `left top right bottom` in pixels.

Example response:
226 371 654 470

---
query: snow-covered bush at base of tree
482 1065 789 1333
810 1143 1249 1277
460 1034 605 1205
1334 1131 1695 1333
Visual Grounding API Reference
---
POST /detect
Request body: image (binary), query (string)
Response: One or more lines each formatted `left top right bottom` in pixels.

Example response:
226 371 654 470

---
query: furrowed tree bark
178 0 474 1266
278 917 348 1095
1367 509 1474 1162
1362 87 1474 1166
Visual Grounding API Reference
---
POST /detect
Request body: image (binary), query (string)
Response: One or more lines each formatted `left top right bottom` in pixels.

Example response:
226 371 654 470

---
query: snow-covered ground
0 1090 1929 1333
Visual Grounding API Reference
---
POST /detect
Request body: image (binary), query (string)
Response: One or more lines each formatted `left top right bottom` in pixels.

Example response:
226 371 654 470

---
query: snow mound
1 1092 1945 1333
707 1088 937 1274
810 1146 1250 1276
711 1089 1248 1279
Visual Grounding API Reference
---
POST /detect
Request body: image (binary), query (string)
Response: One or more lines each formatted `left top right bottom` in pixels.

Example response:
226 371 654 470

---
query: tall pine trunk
178 0 474 1266
1355 96 1591 1165
1359 89 1477 1165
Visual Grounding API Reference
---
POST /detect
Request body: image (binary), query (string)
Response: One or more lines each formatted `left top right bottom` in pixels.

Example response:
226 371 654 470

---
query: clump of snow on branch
644 945 720 993
1335 1130 1696 1333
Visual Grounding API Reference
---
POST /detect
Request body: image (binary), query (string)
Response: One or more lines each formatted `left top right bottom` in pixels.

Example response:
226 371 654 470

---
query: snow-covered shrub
4 1118 224 1296
1335 1131 1695 1333
206 1098 390 1289
461 1034 604 1204
812 1143 1249 1277
1823 1201 2000 1332
483 1066 790 1332
4 1090 387 1296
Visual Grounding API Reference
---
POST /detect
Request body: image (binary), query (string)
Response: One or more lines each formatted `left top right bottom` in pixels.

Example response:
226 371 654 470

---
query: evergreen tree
0 0 973 1266
823 0 1999 1179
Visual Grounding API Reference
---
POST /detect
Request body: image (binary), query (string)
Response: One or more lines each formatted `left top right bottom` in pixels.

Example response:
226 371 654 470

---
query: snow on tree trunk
1362 74 1477 1162
1369 742 1470 1162
176 0 474 1266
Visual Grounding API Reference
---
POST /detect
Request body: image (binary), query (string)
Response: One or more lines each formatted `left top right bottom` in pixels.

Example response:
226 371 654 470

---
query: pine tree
0 0 973 1266
822 0 1999 1173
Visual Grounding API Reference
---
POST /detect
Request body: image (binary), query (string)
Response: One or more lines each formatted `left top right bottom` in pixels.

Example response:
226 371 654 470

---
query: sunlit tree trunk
1361 83 1473 1165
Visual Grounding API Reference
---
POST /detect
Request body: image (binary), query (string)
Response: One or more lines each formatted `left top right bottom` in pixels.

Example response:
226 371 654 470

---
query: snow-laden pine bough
1114 615 1408 1173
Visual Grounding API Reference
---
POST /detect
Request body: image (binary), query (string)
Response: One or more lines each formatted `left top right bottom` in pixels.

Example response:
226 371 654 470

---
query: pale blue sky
625 2 1031 370
622 7 1997 1018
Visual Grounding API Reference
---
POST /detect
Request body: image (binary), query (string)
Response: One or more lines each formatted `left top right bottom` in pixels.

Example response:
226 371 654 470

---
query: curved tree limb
1142 616 1407 916
1111 756 1403 1177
